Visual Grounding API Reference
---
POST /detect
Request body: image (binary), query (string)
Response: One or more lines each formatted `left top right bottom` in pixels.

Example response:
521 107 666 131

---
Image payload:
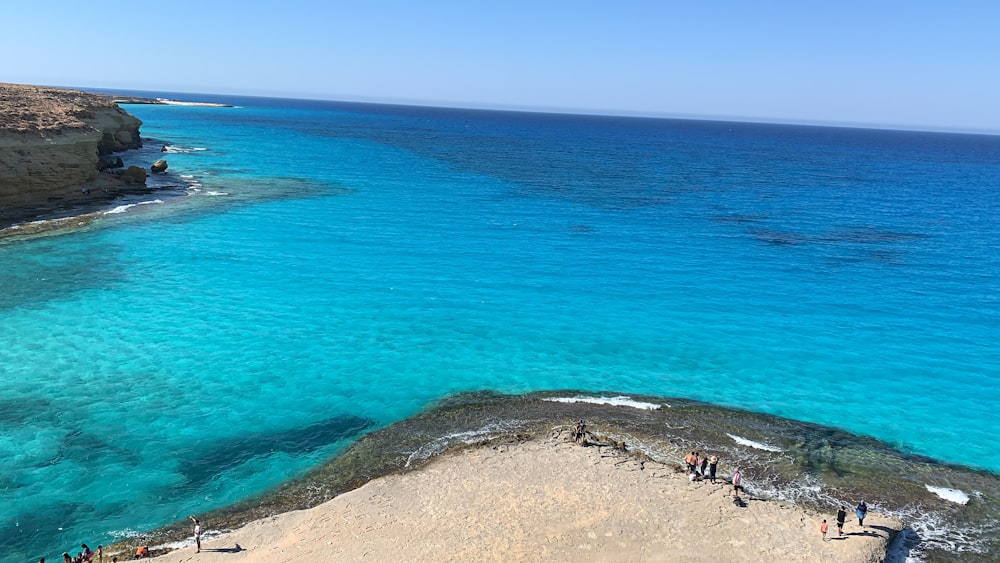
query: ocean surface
1 92 998 561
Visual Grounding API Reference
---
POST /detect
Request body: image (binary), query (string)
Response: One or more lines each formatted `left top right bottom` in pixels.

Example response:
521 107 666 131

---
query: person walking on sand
699 454 708 477
836 506 847 536
856 500 868 527
189 515 202 553
707 455 719 483
821 519 829 541
731 469 743 500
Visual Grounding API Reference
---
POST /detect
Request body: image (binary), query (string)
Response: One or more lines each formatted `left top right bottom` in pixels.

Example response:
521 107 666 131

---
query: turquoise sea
1 92 998 561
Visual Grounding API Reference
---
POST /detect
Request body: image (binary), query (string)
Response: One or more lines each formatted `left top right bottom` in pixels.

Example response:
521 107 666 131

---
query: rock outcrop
0 83 144 227
151 159 168 173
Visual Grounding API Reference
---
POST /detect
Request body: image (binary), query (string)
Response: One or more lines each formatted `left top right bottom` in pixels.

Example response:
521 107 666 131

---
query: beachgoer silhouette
731 469 743 500
699 455 708 476
573 420 587 444
707 455 719 483
821 519 829 541
836 506 847 536
856 500 868 527
189 515 202 553
684 451 697 474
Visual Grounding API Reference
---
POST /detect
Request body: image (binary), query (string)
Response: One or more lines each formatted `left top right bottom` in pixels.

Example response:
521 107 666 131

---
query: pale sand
145 432 900 563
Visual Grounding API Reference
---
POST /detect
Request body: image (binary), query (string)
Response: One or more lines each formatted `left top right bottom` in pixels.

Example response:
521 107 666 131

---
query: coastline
9 96 999 563
0 84 231 239
139 430 902 563
86 391 1000 563
109 95 233 108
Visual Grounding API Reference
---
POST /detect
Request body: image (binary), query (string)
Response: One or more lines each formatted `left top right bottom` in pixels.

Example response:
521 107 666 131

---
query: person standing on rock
707 455 719 483
731 469 743 500
836 506 847 536
685 451 698 475
856 500 868 527
189 515 202 553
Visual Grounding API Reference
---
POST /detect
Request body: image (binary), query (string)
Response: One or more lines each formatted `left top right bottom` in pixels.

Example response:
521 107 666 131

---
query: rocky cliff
0 83 144 227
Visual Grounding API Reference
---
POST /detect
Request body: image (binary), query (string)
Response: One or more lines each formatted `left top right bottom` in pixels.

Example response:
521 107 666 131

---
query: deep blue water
1 92 998 560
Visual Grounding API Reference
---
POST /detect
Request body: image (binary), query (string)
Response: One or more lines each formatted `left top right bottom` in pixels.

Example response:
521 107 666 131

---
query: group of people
42 515 203 562
819 501 869 541
41 544 109 563
683 451 721 484
683 450 747 506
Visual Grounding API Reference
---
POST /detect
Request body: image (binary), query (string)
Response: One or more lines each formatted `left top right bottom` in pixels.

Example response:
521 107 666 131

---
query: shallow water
1 93 998 561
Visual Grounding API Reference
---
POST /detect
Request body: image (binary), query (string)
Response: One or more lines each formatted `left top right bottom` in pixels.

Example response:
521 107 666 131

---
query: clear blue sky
3 0 998 132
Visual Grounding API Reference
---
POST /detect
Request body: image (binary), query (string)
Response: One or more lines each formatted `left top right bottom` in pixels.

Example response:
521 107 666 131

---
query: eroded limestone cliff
0 83 144 227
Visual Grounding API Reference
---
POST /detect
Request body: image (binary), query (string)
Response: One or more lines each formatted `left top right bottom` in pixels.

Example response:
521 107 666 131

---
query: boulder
120 165 147 184
98 155 124 170
151 159 168 174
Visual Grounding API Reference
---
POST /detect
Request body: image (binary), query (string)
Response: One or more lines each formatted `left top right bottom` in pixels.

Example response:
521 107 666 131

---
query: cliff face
0 83 143 225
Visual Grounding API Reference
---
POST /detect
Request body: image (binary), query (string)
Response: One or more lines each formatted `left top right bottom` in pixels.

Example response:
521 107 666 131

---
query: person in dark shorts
189 516 202 553
836 506 847 536
685 451 698 475
707 455 719 483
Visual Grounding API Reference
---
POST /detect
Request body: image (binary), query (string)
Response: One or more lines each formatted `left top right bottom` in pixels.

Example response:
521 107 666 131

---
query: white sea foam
162 145 209 154
726 433 783 452
103 200 163 215
205 191 230 196
152 529 225 552
107 527 146 540
405 420 524 467
543 396 664 410
104 204 136 215
925 484 970 505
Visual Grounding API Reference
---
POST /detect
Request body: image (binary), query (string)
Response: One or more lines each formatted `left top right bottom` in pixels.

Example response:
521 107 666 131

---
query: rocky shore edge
0 83 200 239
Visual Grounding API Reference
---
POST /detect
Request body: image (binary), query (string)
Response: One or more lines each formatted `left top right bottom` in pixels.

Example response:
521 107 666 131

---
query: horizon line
66 82 1000 138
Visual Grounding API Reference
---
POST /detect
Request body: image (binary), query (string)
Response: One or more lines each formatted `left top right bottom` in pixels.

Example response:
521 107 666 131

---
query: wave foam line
543 396 664 410
103 199 164 215
726 433 783 452
405 420 524 468
925 485 970 505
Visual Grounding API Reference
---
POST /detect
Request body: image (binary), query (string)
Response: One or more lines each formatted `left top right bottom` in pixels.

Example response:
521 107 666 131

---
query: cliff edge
0 83 144 228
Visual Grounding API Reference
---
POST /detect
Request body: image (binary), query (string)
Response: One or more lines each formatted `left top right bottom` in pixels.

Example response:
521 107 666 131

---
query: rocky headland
0 83 153 230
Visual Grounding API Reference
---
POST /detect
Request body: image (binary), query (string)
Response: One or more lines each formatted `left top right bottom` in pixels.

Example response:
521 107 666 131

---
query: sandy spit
145 432 899 563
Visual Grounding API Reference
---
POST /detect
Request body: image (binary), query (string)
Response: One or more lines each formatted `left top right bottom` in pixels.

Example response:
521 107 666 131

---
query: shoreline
83 390 1000 563
0 175 186 242
138 430 901 562
110 95 233 108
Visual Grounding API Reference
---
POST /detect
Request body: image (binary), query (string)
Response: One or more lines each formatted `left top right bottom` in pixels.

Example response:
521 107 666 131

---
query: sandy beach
142 430 900 563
